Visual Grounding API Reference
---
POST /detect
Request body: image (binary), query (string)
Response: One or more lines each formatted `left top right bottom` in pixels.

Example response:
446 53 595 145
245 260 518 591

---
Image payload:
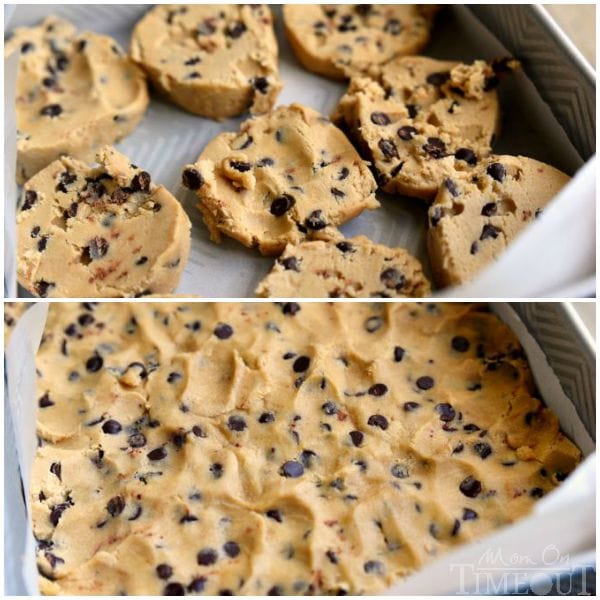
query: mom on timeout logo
450 544 592 595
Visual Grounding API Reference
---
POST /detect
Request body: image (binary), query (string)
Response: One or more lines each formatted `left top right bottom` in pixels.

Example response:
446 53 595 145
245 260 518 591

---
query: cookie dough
332 56 513 201
182 104 379 255
5 16 149 185
4 302 29 347
283 5 438 80
31 302 581 595
427 155 571 288
17 146 191 298
130 5 282 119
255 235 431 298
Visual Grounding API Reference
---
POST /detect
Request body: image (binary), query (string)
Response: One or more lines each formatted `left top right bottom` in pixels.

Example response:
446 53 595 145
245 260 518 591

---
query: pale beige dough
427 155 571 288
5 16 149 184
332 56 509 201
130 5 282 119
255 235 431 298
17 146 191 298
31 302 581 595
283 5 438 80
182 104 379 255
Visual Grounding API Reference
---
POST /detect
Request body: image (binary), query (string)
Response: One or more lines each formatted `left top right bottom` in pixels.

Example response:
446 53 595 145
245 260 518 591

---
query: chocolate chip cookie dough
17 146 191 298
332 56 513 201
5 16 149 185
182 104 379 255
130 5 282 119
31 302 580 595
283 5 438 80
427 156 571 288
255 235 431 298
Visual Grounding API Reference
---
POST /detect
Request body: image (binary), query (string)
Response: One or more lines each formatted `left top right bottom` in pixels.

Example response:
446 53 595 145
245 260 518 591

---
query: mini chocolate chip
39 392 54 408
444 178 459 197
210 462 223 478
227 416 247 432
50 462 62 481
459 476 482 498
107 495 125 517
391 463 409 479
463 423 480 432
480 224 499 241
128 433 146 448
349 430 364 447
338 167 349 180
223 541 240 558
367 414 388 430
22 190 38 211
270 194 295 217
56 55 69 71
188 578 207 593
462 508 478 521
252 76 269 94
182 167 204 190
257 157 275 167
300 449 317 468
364 560 383 574
192 425 206 438
230 160 252 172
226 21 246 39
393 346 405 362
403 401 420 412
40 104 62 117
266 509 282 522
380 268 405 290
530 487 544 498
398 125 417 140
371 112 391 125
37 236 48 252
197 548 218 566
435 403 455 422
426 71 450 86
131 171 151 192
281 256 299 271
156 564 173 579
369 383 388 396
378 138 399 159
267 586 283 595
293 356 310 373
21 41 35 53
164 583 185 595
304 210 327 230
336 241 354 253
280 460 304 478
87 237 109 260
35 280 54 297
148 447 167 461
486 162 506 182
214 323 233 339
50 503 69 526
470 241 479 255
423 137 446 159
416 376 434 390
383 17 402 35
259 412 275 424
481 202 497 218
322 401 338 415
331 187 345 198
86 354 103 372
451 336 470 352
473 442 492 459
102 419 122 434
167 372 182 384
282 302 300 316
455 148 477 166
407 104 418 118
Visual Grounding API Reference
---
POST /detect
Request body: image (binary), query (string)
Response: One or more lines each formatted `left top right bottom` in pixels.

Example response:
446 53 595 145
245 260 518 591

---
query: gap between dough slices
6 16 149 184
17 146 191 298
182 103 379 256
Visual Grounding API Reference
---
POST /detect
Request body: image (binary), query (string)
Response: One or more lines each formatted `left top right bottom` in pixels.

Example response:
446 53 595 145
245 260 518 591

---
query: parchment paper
3 5 595 298
4 302 595 595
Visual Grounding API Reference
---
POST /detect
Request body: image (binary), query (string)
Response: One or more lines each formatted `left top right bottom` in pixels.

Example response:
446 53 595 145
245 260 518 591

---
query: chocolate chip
128 433 146 448
451 336 470 352
192 425 206 438
336 241 354 253
371 112 391 125
444 178 459 197
407 104 418 118
393 346 405 362
210 462 223 478
56 54 69 71
40 104 62 117
486 162 506 182
188 578 207 593
378 138 399 159
462 508 478 521
416 376 434 390
257 157 275 167
37 236 48 252
480 224 499 241
266 509 282 522
293 356 310 373
280 256 299 271
426 71 450 86
459 476 482 498
304 210 327 230
131 171 151 192
22 190 38 211
252 76 269 94
230 160 252 172
322 401 338 415
106 495 125 517
102 419 122 434
383 17 402 35
349 430 364 447
38 392 54 408
331 187 345 198
197 548 218 566
214 323 233 339
338 167 350 180
423 137 446 159
365 316 383 333
380 268 405 290
280 460 304 478
364 560 383 574
398 125 417 140
300 449 317 468
50 462 62 481
473 442 492 459
85 354 103 372
164 583 185 595
227 416 247 432
391 464 409 479
455 148 477 166
156 564 173 579
86 237 109 260
226 21 246 39
223 541 240 558
167 372 182 384
369 383 388 396
50 503 69 526
435 403 455 422
282 302 300 316
403 402 420 412
148 447 167 461
270 194 295 217
21 41 34 53
530 487 544 498
481 202 497 217
367 414 388 430
470 242 479 255
182 167 204 190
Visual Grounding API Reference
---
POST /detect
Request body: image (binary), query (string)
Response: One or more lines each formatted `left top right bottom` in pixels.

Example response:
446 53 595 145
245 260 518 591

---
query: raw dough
283 5 438 80
427 155 571 288
131 5 282 119
17 146 191 298
332 56 509 200
5 16 149 184
255 235 431 298
182 104 379 255
31 302 580 595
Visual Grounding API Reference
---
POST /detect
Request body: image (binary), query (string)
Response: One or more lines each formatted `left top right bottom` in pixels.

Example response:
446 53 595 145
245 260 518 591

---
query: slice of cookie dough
255 235 431 297
130 5 282 119
5 16 149 185
427 155 571 288
182 104 379 255
332 56 515 201
283 5 438 80
17 146 191 298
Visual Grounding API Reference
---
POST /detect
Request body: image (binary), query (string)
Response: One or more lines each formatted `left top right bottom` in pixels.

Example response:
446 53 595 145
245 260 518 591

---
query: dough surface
5 16 149 184
283 5 438 80
427 155 571 288
183 104 379 255
131 5 282 119
332 56 506 200
17 146 191 298
256 235 431 298
31 302 580 595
